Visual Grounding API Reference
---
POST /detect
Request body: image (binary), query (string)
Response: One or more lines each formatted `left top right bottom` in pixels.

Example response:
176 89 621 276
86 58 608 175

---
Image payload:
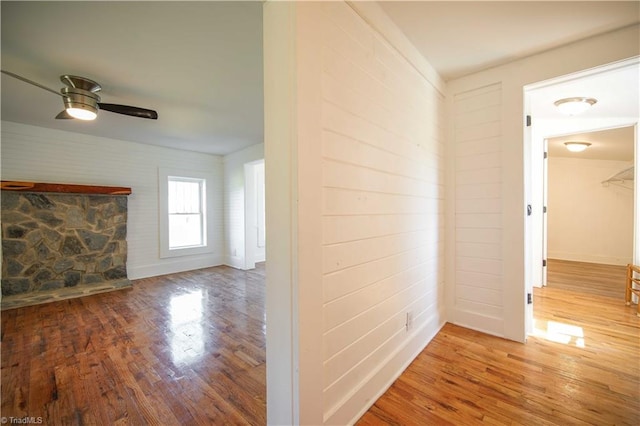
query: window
159 168 214 259
168 177 206 249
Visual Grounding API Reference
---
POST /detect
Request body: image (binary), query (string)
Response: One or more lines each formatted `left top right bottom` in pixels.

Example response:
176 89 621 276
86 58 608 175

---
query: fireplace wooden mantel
1 180 132 195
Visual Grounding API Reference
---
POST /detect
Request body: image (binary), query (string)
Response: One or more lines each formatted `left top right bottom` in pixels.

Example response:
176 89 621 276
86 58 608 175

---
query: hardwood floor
1 264 266 425
4 261 639 425
546 259 627 299
358 287 640 425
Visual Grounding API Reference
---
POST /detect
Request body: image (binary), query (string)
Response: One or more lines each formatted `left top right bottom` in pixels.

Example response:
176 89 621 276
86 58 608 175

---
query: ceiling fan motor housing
60 75 102 117
61 86 100 116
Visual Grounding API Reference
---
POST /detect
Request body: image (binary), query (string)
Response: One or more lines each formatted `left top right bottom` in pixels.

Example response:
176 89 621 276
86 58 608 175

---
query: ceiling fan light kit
553 97 597 116
1 70 158 121
60 75 100 120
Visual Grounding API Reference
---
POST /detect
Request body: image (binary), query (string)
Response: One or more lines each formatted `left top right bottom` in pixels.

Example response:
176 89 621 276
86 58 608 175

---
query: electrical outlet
405 311 413 331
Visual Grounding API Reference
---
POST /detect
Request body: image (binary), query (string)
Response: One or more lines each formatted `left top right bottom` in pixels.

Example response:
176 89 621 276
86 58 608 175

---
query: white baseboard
128 255 223 280
224 255 248 270
326 311 445 426
451 308 505 339
547 252 631 266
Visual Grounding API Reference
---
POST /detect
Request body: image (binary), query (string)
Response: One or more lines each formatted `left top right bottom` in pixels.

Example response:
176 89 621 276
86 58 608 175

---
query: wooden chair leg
627 264 640 317
626 264 632 306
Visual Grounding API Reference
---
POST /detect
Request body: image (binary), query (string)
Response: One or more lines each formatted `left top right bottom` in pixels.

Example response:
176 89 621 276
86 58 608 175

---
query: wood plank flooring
546 259 627 299
358 288 640 425
4 261 639 425
1 264 266 425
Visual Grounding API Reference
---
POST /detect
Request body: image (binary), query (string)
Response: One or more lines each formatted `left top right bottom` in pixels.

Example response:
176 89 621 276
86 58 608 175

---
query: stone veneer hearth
1 184 132 309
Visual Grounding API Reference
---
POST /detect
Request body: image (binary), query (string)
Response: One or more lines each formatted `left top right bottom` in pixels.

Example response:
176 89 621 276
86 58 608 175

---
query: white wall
222 143 264 269
1 121 224 279
264 2 446 424
446 24 640 341
547 157 633 265
450 83 504 332
245 160 266 267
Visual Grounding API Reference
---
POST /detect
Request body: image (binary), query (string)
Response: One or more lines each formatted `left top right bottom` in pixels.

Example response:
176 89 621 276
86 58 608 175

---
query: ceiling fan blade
98 103 158 120
55 110 74 119
1 70 62 97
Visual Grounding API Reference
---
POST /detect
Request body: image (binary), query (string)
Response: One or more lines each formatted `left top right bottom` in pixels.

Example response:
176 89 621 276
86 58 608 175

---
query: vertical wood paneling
1 122 224 279
318 3 445 421
453 84 503 322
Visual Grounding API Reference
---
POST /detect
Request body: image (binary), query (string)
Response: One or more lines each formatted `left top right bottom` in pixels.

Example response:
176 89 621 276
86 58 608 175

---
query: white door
542 138 548 287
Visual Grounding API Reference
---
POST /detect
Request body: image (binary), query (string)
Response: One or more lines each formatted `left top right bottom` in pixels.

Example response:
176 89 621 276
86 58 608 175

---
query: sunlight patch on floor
533 319 585 347
170 289 205 363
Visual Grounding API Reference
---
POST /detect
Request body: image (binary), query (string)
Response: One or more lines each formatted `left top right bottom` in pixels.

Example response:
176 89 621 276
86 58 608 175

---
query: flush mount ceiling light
564 142 591 152
554 97 597 116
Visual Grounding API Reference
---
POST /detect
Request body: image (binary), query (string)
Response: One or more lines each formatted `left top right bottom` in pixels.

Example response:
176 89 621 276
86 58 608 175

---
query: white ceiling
528 61 638 161
1 1 263 155
528 62 639 120
379 1 640 81
548 126 635 161
1 1 638 156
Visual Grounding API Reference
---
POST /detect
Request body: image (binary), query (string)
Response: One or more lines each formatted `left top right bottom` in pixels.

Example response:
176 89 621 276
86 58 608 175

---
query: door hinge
543 206 547 213
527 293 532 304
543 259 547 267
544 151 548 159
526 115 532 127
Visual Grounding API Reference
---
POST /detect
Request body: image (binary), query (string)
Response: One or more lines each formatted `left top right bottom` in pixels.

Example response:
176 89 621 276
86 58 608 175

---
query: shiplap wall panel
454 85 502 112
1 122 224 279
318 2 445 420
457 257 503 275
456 271 502 289
453 83 504 325
324 309 407 386
455 198 502 214
323 245 430 302
457 242 502 260
323 278 432 360
455 299 503 319
457 152 502 170
323 286 438 413
456 213 502 229
456 167 502 185
457 228 502 244
323 230 430 274
324 262 429 330
322 214 431 245
323 130 438 184
455 183 502 200
456 136 502 157
323 160 430 197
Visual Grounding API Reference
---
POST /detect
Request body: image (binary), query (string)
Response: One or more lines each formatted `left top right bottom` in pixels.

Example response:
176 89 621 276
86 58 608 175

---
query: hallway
358 285 639 425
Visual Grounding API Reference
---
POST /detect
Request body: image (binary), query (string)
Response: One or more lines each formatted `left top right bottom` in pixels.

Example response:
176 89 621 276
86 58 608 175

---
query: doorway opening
524 57 639 338
544 126 634 295
244 159 266 270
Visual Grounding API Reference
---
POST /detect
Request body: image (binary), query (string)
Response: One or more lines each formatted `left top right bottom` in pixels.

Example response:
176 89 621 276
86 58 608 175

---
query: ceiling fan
1 70 158 121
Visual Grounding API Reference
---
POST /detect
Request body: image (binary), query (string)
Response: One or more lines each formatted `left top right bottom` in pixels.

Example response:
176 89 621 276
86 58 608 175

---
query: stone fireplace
1 181 133 309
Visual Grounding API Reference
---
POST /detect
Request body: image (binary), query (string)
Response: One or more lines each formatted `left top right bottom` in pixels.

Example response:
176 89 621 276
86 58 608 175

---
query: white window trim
159 168 215 258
